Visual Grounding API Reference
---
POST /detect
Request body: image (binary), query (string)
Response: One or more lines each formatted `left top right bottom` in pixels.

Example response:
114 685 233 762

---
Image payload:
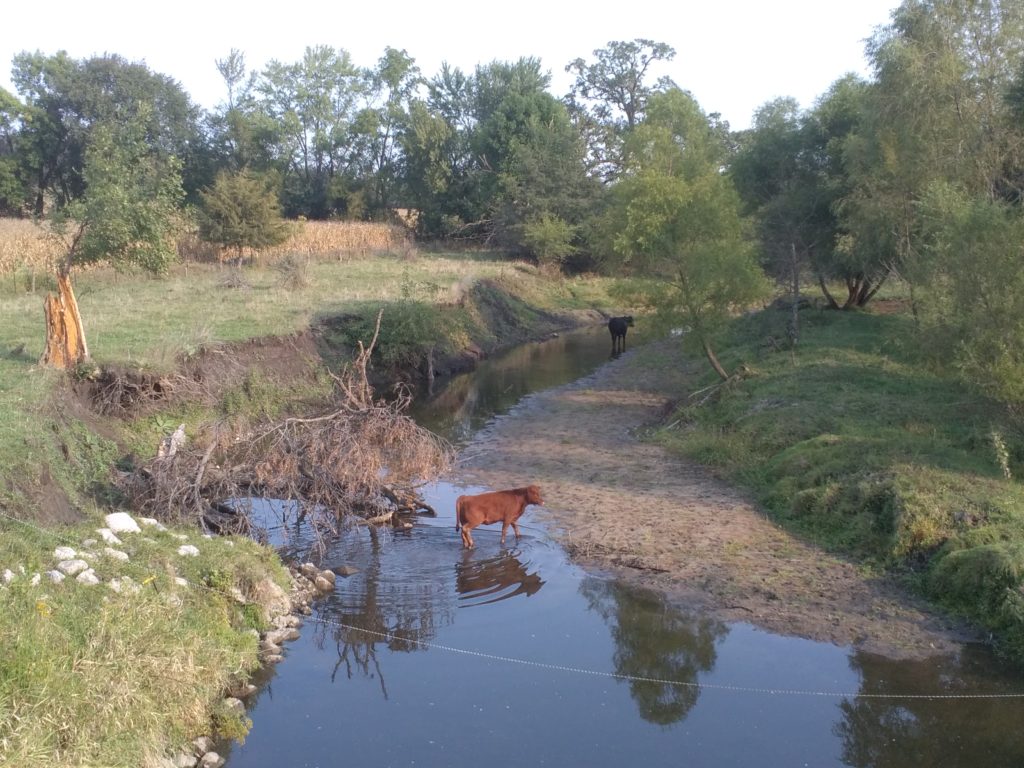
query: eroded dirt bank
452 339 979 658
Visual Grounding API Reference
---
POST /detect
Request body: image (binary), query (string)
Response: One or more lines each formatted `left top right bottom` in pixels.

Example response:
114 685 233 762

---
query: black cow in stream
608 316 634 354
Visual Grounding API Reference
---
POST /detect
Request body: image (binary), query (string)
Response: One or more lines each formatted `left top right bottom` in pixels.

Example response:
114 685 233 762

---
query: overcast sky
1 0 901 130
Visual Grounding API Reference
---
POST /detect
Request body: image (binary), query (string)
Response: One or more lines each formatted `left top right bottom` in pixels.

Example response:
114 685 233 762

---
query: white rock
171 751 197 768
30 573 41 586
109 577 141 595
53 546 76 560
105 512 141 534
202 534 213 539
45 570 65 584
82 538 98 547
199 751 224 768
104 548 130 562
192 735 215 756
172 533 189 541
165 594 184 608
80 551 97 562
76 569 100 585
222 697 245 715
223 541 234 547
96 528 123 545
139 517 167 531
174 577 189 587
2 569 13 584
57 559 89 576
177 544 200 557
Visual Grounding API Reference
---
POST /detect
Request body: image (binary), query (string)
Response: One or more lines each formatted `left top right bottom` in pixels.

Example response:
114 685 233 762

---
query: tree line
4 0 1024 406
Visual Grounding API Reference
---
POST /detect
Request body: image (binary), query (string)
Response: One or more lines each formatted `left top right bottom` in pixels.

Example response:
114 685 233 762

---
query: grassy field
655 301 1024 660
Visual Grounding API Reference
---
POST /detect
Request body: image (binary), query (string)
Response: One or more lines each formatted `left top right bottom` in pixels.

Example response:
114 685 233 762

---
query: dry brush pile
131 313 453 539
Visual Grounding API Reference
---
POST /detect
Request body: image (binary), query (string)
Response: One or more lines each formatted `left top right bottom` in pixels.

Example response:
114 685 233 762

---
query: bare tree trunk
817 272 840 310
701 336 730 381
788 242 800 347
41 271 89 369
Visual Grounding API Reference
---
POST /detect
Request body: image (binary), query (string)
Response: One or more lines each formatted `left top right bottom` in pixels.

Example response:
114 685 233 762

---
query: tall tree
0 87 26 215
842 0 1024 304
207 49 280 176
255 46 366 217
565 39 676 181
731 78 876 310
11 51 203 213
599 89 769 379
401 58 596 252
352 47 421 218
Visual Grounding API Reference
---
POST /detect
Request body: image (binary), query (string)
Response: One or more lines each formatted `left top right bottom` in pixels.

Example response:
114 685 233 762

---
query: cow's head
525 485 544 506
623 315 635 326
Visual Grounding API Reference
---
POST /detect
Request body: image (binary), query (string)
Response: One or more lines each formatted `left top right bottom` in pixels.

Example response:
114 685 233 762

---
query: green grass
0 514 289 766
656 303 1024 660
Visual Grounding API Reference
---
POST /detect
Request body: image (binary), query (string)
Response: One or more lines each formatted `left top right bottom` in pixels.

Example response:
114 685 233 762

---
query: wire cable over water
304 610 1024 701
5 510 1024 701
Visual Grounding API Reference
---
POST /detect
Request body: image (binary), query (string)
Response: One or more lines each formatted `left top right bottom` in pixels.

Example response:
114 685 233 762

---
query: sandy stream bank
450 338 978 659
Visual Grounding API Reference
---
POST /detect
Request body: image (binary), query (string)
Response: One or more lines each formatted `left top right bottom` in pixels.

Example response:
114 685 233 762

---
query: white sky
1 0 900 130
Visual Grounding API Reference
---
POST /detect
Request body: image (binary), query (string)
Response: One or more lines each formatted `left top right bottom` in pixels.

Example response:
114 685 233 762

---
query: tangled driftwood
132 311 453 538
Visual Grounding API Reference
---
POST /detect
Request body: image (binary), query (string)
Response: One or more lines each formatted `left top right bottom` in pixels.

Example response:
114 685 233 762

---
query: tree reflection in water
312 529 546 699
314 528 455 699
581 578 728 725
837 649 1024 767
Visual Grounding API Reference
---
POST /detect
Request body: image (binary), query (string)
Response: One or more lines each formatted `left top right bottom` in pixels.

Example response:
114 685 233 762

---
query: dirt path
451 339 978 658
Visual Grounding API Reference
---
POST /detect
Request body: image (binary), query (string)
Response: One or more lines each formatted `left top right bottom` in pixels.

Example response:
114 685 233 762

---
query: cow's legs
512 521 522 540
500 521 510 545
461 525 475 548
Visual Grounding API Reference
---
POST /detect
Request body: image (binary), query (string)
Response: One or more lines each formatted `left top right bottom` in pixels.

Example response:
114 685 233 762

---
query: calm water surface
224 325 1024 768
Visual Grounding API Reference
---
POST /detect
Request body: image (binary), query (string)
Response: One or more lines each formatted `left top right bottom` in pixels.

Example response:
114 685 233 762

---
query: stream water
223 325 1024 768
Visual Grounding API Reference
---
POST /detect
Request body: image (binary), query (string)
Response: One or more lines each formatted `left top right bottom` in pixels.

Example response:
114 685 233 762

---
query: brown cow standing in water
455 485 544 549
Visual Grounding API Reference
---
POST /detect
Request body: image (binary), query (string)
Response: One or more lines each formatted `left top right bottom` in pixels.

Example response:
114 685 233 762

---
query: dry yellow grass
2 218 412 275
0 218 62 276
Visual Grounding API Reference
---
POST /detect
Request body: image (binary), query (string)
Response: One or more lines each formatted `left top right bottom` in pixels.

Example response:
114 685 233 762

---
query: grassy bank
655 302 1024 660
0 514 290 766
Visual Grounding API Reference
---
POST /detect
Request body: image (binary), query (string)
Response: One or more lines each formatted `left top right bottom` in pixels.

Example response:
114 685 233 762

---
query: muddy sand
451 339 979 658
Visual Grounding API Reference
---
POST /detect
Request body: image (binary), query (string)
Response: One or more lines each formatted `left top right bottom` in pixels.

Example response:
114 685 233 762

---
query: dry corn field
1 218 412 275
0 218 61 276
177 220 412 265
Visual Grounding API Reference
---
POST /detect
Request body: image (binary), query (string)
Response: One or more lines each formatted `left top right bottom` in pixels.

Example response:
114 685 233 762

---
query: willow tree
600 89 769 379
42 118 183 368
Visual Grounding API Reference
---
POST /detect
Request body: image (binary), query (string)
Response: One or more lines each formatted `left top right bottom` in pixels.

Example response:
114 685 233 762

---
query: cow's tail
455 496 463 531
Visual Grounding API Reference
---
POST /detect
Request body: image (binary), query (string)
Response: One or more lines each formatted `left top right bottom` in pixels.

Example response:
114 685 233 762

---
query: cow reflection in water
455 549 544 607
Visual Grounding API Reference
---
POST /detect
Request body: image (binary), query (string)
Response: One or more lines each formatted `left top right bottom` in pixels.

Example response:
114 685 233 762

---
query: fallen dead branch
131 310 454 541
